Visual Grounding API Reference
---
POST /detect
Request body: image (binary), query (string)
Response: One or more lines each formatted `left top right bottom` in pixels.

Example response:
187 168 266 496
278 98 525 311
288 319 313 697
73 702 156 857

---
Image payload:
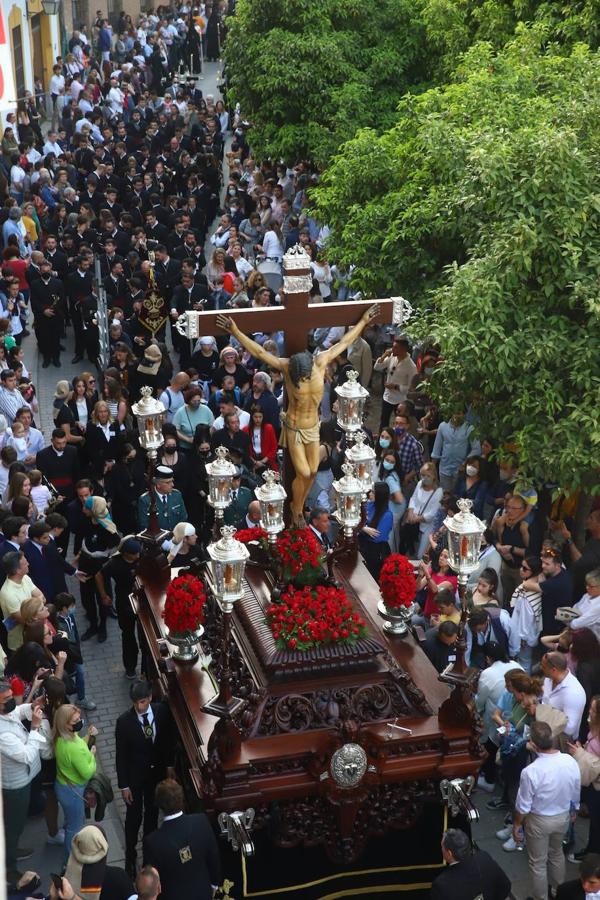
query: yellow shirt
0 574 37 650
439 609 461 625
22 215 38 244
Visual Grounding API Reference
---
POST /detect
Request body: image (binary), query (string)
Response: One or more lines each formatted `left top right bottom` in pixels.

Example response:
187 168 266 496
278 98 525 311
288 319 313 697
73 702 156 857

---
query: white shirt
136 705 155 741
510 585 542 646
571 593 600 641
49 74 65 94
0 703 45 788
108 86 125 114
476 659 523 743
43 140 64 157
212 409 250 431
373 353 417 405
542 671 587 738
408 482 443 532
515 750 580 816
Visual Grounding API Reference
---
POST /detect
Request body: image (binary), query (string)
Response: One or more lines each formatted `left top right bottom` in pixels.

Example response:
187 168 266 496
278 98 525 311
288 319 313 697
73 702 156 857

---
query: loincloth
279 411 320 447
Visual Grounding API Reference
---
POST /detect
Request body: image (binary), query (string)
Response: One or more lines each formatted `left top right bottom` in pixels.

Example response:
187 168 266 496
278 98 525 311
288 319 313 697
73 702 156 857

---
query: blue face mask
394 426 405 436
383 460 395 471
379 437 391 448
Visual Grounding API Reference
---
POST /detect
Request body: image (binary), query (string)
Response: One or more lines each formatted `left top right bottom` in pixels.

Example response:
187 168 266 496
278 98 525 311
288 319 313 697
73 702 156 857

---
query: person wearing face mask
53 703 98 866
376 451 405 552
172 386 214 450
0 678 46 887
454 455 487 519
401 462 443 557
556 853 600 900
431 408 481 493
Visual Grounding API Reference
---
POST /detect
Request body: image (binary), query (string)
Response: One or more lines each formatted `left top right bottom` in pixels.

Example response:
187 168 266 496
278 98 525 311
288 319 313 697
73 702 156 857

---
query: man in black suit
430 829 511 900
23 521 54 601
143 779 221 900
557 853 600 899
36 429 80 506
115 681 176 879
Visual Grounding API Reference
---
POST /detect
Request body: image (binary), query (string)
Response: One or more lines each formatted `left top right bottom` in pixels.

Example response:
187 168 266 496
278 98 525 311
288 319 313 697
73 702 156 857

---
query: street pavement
13 58 586 900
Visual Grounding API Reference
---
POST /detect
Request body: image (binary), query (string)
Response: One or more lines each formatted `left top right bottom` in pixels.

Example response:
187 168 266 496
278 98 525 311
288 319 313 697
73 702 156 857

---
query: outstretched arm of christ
318 303 381 367
216 314 287 371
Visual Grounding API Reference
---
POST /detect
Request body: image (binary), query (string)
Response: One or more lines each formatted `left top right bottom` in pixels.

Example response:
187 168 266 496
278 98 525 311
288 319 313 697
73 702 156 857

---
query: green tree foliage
313 32 600 490
223 0 429 165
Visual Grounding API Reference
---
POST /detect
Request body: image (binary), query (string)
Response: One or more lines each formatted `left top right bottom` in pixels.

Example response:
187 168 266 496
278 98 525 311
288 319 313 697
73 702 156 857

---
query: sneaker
16 848 33 860
47 829 65 845
486 797 510 810
79 698 97 711
125 670 137 680
502 836 524 852
567 848 588 864
495 826 512 841
477 776 495 793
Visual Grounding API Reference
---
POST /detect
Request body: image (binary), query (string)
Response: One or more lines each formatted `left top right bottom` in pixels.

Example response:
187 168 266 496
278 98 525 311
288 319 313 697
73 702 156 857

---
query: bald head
247 500 262 523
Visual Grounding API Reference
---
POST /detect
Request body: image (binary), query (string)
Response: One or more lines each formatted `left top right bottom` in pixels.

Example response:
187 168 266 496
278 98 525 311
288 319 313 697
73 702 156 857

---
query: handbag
398 491 435 555
499 711 529 758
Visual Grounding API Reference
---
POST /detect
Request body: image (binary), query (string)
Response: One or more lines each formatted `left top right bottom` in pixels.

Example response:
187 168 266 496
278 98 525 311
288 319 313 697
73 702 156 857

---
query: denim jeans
73 663 86 701
55 781 86 865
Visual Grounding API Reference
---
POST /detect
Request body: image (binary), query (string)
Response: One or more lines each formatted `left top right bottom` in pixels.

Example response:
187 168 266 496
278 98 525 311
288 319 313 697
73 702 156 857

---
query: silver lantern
207 525 250 610
254 470 286 543
205 446 236 511
332 463 364 537
344 431 377 494
335 370 369 435
444 498 486 579
132 386 166 457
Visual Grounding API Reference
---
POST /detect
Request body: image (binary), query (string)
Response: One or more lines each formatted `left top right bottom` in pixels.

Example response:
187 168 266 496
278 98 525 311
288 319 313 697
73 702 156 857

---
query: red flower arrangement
235 527 269 545
379 554 417 610
266 584 367 650
162 574 207 634
275 527 323 583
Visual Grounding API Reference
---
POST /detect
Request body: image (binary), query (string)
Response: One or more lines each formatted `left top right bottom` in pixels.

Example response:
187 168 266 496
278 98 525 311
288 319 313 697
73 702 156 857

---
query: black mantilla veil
288 351 314 388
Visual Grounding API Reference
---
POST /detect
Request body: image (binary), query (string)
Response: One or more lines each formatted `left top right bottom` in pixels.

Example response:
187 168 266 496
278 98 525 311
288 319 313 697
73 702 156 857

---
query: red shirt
423 570 459 618
2 258 28 291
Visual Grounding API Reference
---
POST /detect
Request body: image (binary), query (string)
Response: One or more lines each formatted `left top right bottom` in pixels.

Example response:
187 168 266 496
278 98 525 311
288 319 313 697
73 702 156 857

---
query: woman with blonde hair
85 401 123 479
205 247 226 290
167 522 202 568
401 462 443 557
53 704 98 864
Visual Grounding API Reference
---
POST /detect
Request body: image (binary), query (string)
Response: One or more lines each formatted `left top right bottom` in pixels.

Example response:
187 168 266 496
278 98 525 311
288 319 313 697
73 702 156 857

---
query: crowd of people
0 3 599 900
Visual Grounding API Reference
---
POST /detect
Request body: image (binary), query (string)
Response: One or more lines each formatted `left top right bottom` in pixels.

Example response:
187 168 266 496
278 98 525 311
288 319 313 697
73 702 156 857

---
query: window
12 24 25 100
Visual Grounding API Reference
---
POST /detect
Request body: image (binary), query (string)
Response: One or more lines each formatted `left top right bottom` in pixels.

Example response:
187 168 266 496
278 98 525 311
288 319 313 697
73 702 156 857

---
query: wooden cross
175 246 411 354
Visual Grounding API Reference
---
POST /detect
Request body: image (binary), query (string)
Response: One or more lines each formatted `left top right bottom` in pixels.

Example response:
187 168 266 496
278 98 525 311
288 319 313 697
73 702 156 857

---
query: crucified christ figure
216 303 380 525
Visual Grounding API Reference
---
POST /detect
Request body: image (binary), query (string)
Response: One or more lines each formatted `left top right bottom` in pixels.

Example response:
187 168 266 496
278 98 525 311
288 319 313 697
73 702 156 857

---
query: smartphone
50 874 63 891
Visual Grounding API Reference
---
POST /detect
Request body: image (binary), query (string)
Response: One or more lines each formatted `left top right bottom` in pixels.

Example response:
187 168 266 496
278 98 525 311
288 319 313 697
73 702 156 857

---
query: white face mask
585 891 600 900
466 465 478 477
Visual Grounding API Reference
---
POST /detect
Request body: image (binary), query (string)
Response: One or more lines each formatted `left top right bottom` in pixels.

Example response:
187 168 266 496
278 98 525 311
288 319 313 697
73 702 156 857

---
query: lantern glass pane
446 529 482 574
336 490 362 526
208 473 232 508
211 558 245 602
260 498 284 532
338 396 366 431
